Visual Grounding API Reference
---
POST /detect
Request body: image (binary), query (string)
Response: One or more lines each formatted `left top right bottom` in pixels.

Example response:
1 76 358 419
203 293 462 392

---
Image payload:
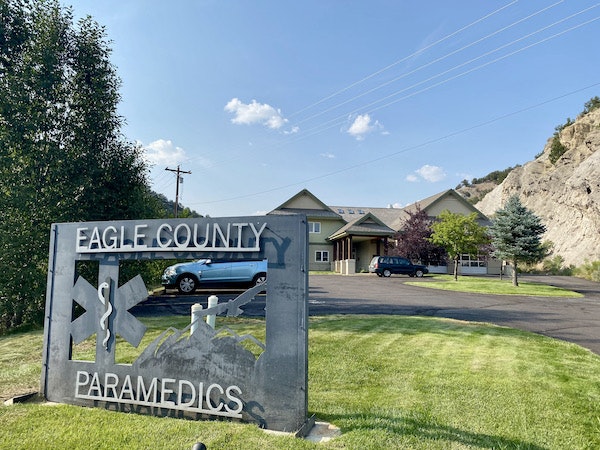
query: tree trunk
453 256 459 281
512 260 519 286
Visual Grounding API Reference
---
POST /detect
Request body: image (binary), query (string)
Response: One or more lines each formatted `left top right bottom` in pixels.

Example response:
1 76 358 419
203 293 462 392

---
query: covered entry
329 213 394 274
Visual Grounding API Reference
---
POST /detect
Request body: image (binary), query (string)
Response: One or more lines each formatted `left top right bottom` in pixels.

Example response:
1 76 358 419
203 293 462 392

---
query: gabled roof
268 189 342 219
402 189 488 219
328 212 394 240
329 205 408 229
269 188 490 239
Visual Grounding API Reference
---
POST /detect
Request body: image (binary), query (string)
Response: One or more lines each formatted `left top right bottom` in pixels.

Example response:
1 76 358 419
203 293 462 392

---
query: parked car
368 256 428 278
161 259 267 294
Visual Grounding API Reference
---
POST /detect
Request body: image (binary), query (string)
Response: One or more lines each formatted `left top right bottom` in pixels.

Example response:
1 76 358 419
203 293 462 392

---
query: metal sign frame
41 215 308 432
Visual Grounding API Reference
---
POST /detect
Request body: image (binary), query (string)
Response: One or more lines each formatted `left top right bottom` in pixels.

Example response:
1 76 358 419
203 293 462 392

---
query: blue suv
161 259 267 294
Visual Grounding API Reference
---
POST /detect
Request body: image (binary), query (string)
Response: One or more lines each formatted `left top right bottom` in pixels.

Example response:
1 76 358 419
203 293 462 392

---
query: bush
542 255 573 275
582 96 600 115
549 135 568 164
575 261 600 282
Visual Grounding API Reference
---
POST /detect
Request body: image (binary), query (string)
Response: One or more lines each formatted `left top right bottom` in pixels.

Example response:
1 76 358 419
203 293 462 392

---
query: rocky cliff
475 107 600 267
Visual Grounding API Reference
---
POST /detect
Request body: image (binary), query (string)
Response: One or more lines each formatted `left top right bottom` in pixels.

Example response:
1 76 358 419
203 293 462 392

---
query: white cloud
320 152 335 159
144 139 187 167
406 174 419 182
225 98 288 129
284 126 300 135
415 164 447 182
347 114 383 140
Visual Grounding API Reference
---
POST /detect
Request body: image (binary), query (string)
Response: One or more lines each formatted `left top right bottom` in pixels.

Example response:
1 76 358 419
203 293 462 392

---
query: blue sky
65 0 600 217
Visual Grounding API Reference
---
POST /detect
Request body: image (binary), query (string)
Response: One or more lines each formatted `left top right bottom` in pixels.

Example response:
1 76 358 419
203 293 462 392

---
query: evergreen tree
489 196 547 286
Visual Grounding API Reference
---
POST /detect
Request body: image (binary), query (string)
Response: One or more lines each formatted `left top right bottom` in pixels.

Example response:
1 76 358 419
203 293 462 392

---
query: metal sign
41 215 308 432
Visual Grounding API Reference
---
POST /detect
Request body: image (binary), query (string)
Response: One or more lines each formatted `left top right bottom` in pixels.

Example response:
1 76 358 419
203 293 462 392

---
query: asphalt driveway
308 274 600 355
140 274 600 355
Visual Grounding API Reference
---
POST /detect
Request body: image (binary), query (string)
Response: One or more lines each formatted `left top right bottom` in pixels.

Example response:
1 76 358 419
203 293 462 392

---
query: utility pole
165 165 191 218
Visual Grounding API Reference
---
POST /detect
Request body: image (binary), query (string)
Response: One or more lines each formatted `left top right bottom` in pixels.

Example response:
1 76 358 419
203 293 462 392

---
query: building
269 188 500 275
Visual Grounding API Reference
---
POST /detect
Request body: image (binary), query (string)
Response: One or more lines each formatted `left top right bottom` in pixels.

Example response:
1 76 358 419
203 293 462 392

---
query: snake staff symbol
71 274 148 358
97 279 113 350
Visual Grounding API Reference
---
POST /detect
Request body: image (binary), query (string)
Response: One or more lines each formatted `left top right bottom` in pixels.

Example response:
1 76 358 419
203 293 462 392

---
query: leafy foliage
549 134 568 164
582 96 600 115
429 211 490 280
151 191 202 218
0 0 160 333
489 196 547 286
455 166 519 190
390 206 446 265
575 260 600 282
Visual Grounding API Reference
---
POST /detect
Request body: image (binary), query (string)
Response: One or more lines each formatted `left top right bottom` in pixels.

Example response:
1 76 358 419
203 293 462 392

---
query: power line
212 2 599 159
274 6 600 145
187 82 600 207
288 0 520 119
291 1 566 128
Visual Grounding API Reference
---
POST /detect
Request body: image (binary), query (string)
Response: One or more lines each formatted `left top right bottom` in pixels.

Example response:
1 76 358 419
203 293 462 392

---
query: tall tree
0 0 159 333
429 210 490 281
391 205 445 264
489 195 547 286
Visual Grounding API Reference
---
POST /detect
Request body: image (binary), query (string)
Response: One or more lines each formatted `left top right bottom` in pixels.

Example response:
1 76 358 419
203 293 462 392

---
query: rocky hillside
475 106 600 267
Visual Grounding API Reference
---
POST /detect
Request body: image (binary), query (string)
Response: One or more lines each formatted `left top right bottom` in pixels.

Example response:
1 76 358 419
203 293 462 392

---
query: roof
402 189 489 220
269 188 490 240
328 205 408 229
328 213 395 240
268 189 343 220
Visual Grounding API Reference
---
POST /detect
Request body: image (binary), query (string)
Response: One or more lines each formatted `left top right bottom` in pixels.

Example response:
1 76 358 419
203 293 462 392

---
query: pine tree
489 196 547 286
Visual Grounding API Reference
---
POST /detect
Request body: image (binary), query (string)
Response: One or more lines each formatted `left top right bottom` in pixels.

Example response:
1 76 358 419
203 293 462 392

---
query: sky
64 0 600 217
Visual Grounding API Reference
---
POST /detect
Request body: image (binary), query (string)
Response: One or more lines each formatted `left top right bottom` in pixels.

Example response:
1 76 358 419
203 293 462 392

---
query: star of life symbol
71 274 147 356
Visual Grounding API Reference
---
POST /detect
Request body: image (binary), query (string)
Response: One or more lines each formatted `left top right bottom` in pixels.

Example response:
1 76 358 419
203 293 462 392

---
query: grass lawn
2 315 600 449
406 274 584 297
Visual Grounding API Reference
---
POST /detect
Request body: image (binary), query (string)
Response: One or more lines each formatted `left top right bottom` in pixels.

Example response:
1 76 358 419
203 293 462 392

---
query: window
308 222 321 233
460 254 487 267
316 251 329 262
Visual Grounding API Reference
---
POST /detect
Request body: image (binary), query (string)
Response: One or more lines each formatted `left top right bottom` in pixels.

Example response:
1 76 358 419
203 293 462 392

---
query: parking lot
136 274 600 355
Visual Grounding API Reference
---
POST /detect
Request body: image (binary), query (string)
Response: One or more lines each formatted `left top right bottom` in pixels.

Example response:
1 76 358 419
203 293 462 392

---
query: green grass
2 315 600 449
406 274 584 297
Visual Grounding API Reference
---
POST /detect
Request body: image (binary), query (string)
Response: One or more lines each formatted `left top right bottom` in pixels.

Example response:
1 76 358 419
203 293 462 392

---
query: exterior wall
308 218 343 244
307 217 343 271
486 258 502 275
426 196 476 217
309 242 334 271
355 240 379 272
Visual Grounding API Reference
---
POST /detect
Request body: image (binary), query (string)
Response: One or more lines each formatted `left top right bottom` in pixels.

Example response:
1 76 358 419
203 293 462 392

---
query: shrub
575 261 600 282
549 135 568 164
582 96 600 115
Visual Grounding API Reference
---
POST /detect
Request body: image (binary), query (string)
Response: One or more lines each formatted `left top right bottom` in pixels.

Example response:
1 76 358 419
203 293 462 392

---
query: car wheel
253 273 267 286
377 272 383 277
177 275 197 294
383 269 392 277
415 269 424 278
